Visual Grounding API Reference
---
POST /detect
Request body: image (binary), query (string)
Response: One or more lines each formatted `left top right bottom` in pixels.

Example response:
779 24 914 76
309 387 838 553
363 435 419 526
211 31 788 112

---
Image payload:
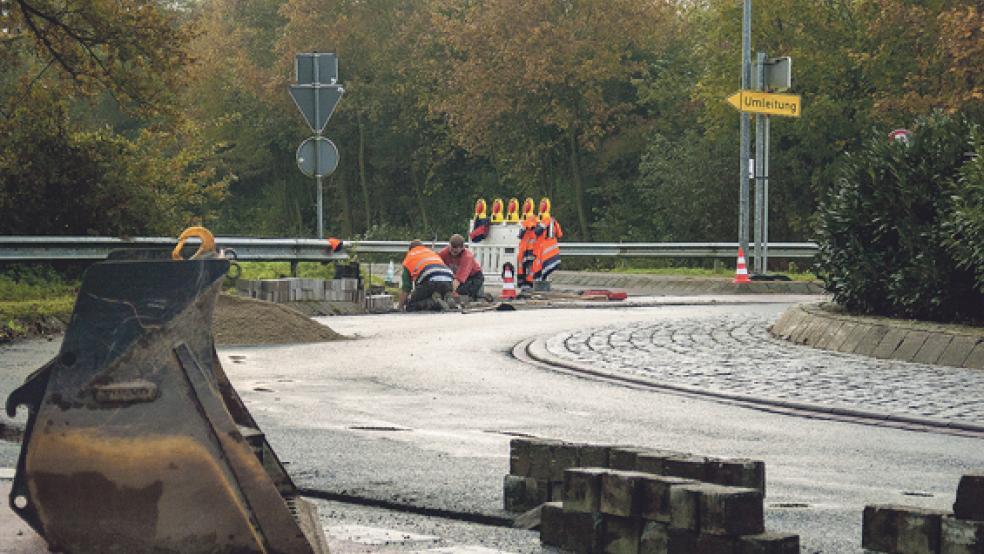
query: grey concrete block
610 447 652 471
839 323 874 353
639 475 697 523
872 328 909 359
913 334 954 365
640 521 697 554
551 442 581 481
578 443 613 468
503 474 547 512
964 341 984 370
894 331 931 362
855 325 891 357
863 504 946 554
699 485 764 536
789 316 821 344
814 319 845 349
602 515 642 554
938 336 980 368
798 318 829 346
770 309 807 340
826 321 857 351
696 533 739 553
509 437 533 476
564 467 609 513
707 459 766 495
564 510 606 554
529 438 563 480
736 532 800 554
661 454 711 482
954 473 984 521
670 484 703 531
941 516 984 554
540 501 565 547
602 470 653 517
635 450 685 475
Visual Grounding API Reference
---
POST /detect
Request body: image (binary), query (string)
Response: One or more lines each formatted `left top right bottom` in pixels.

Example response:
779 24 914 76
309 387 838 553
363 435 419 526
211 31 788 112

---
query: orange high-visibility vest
533 216 563 278
403 246 451 284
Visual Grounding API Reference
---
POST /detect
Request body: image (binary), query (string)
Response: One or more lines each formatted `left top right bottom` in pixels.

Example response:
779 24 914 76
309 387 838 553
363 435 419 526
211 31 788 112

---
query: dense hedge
816 113 984 324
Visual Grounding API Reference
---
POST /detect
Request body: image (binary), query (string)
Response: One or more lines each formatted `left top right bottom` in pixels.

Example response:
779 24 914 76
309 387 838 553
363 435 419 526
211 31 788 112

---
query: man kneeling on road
399 240 455 311
438 233 486 303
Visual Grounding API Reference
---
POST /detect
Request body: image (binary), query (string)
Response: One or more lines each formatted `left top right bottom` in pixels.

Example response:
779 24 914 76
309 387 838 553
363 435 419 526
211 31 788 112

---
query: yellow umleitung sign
726 90 801 117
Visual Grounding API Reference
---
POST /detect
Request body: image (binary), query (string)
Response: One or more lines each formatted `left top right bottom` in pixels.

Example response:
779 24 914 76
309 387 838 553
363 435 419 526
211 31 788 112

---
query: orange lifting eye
172 226 217 260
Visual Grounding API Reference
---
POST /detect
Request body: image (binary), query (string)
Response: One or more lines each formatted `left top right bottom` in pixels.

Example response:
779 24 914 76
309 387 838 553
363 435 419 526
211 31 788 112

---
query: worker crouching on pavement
399 240 455 311
438 233 486 302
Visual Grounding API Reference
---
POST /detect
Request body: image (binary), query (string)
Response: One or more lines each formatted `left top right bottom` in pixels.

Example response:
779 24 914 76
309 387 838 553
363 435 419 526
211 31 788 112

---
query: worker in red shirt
438 234 486 301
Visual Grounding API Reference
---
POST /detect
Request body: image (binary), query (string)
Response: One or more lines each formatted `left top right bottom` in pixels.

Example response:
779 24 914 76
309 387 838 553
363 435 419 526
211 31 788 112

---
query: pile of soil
213 294 345 345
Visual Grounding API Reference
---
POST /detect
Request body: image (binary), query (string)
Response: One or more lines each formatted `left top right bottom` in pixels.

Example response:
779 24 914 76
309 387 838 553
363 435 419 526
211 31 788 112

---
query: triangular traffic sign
289 84 344 133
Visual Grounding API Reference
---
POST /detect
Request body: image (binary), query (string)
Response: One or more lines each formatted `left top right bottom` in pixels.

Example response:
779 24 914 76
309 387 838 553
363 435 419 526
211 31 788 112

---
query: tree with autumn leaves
1 0 982 246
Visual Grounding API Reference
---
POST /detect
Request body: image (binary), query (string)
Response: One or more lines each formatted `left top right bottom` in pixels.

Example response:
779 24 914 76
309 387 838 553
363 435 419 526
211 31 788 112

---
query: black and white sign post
289 53 344 238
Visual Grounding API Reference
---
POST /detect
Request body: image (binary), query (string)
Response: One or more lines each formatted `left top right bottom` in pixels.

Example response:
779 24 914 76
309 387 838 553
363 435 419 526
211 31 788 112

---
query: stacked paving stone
504 438 798 553
863 473 984 553
237 278 363 303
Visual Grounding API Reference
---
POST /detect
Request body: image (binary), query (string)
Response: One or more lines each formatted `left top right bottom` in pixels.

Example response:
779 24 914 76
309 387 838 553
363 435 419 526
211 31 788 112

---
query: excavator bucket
5 248 329 554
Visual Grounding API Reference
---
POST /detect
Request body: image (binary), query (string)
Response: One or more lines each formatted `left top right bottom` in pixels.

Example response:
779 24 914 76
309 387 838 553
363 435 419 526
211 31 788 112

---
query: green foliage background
1 0 983 321
816 114 984 323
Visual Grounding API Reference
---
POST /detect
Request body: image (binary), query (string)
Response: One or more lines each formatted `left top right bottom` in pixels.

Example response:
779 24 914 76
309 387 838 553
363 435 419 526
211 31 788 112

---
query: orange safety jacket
516 215 539 286
533 216 563 280
403 246 454 285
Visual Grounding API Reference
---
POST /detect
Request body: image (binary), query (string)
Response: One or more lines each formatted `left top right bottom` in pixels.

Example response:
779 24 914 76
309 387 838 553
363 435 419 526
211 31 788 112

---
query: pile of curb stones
237 277 364 303
503 438 797 553
863 473 984 553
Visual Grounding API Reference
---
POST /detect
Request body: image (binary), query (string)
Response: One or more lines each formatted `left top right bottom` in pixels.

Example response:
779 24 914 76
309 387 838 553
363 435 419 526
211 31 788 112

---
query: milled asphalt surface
1 296 983 553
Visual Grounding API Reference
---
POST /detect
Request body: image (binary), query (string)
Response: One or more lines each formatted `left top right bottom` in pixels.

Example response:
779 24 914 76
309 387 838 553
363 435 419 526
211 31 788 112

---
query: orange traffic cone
734 247 751 283
501 262 517 300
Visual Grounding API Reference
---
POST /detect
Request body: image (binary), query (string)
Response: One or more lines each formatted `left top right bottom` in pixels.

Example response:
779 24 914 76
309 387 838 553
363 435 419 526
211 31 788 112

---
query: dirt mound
213 294 345 345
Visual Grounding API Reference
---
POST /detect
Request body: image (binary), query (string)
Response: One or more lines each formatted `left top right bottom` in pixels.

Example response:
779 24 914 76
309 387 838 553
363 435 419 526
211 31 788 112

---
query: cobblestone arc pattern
542 315 984 426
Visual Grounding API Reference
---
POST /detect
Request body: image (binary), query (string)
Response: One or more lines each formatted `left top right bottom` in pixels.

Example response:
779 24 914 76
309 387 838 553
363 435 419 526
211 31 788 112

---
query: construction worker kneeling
399 240 455 311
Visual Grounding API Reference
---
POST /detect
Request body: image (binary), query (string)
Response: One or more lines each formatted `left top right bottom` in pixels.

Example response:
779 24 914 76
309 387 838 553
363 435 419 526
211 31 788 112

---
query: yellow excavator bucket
5 243 329 553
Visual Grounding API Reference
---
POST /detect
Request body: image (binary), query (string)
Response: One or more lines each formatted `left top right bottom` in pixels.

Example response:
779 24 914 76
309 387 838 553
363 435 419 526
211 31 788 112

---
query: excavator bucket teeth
5 251 328 554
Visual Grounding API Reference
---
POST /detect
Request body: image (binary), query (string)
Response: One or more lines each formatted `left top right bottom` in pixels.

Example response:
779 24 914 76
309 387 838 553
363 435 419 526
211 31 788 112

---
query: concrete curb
550 271 825 295
770 303 984 370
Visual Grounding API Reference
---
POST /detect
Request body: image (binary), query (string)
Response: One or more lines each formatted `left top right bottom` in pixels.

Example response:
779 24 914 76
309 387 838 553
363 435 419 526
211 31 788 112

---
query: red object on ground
580 289 627 301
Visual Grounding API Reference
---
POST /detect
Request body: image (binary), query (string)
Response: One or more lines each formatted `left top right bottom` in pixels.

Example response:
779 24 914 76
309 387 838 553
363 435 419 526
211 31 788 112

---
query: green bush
815 113 984 323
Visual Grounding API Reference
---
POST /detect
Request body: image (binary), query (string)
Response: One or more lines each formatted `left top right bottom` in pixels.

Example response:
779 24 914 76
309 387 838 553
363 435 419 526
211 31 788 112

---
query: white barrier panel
468 221 521 288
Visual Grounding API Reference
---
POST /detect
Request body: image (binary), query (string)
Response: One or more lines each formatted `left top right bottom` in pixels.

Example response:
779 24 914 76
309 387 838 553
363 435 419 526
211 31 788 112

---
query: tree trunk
357 110 371 231
331 171 354 237
568 128 591 241
411 168 431 231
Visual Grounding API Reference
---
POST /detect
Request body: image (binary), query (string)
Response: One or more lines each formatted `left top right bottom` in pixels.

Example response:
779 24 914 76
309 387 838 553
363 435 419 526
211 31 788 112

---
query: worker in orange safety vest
515 198 538 293
532 198 563 283
398 240 455 311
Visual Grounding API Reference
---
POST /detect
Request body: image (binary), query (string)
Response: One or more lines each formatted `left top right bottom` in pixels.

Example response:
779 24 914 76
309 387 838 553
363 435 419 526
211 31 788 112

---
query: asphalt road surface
2 297 982 553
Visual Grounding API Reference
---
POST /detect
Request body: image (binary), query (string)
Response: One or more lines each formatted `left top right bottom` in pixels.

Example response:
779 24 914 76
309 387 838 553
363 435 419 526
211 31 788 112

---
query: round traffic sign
888 129 912 145
296 137 339 177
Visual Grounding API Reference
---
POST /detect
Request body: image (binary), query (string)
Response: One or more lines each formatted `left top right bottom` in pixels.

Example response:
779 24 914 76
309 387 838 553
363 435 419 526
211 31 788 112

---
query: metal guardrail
0 236 818 262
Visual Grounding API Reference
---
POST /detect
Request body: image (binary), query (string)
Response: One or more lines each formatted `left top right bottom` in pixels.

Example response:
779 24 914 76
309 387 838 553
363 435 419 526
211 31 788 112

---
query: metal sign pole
314 58 323 239
762 115 772 273
754 52 766 274
738 0 752 257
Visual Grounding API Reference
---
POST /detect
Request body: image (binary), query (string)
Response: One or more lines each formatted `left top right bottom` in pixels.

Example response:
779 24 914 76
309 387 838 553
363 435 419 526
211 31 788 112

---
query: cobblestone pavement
543 314 984 425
